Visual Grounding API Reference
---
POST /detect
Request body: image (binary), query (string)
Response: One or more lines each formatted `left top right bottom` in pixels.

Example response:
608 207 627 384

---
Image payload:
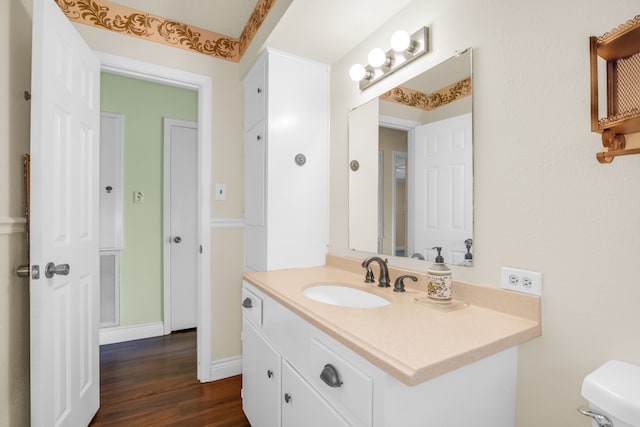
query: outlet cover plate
501 267 542 296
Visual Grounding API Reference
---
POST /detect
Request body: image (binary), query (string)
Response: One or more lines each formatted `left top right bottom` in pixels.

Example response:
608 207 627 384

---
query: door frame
163 118 198 333
98 52 213 382
391 150 408 256
379 115 420 256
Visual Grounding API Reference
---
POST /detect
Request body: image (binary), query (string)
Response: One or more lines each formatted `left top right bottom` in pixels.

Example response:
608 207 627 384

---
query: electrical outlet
501 267 542 296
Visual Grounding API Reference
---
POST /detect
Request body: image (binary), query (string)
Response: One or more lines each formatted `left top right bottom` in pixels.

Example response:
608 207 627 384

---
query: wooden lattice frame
590 15 640 163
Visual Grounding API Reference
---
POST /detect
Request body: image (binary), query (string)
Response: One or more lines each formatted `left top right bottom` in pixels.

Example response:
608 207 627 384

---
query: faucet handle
393 275 418 292
364 266 375 283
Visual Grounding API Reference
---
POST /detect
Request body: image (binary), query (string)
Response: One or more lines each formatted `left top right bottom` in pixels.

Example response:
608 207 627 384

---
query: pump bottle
427 247 452 301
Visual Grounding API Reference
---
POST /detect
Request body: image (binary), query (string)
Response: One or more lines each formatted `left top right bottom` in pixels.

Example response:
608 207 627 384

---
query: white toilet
580 360 640 427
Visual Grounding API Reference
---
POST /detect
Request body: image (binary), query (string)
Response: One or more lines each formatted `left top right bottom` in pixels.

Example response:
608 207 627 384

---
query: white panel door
165 119 198 331
411 113 472 264
29 0 100 425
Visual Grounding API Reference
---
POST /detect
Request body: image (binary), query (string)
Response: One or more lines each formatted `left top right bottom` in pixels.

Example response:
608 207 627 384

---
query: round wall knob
173 236 182 243
294 153 306 166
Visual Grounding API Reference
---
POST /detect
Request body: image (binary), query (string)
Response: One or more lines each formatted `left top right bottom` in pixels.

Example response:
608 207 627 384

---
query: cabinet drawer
241 286 263 327
309 338 373 427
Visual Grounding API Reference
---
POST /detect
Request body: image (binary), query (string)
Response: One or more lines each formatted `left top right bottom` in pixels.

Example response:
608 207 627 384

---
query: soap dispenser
427 247 452 301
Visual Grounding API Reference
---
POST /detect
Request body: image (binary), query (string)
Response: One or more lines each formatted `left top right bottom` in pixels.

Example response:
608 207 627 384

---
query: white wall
329 1 640 426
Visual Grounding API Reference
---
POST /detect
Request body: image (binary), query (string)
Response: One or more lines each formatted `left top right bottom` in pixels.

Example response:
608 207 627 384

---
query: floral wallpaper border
55 0 276 62
380 76 472 112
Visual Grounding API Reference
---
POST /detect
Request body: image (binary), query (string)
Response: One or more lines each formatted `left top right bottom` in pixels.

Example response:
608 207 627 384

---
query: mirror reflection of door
410 113 472 264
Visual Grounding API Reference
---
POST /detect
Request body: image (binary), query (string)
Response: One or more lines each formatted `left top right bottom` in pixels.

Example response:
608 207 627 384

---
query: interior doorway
98 53 213 382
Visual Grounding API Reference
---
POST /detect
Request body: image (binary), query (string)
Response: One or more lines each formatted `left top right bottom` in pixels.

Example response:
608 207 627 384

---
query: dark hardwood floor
90 330 251 426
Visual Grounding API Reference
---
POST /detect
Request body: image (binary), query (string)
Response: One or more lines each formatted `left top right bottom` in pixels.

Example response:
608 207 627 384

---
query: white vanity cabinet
241 285 350 427
243 49 329 272
242 281 519 427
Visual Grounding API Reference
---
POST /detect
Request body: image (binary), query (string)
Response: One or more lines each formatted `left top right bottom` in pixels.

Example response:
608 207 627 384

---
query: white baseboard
210 356 242 381
99 322 165 345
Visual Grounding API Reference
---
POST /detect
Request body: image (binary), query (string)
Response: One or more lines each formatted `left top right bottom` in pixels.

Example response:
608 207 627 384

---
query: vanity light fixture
350 26 429 90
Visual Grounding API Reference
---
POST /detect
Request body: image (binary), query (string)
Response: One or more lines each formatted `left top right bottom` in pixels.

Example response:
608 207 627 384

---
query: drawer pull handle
242 297 253 308
267 369 273 378
284 393 292 403
320 364 343 388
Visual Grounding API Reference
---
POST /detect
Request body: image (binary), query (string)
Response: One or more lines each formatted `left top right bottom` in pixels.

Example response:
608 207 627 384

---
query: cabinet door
242 320 280 427
282 361 350 427
244 56 266 131
244 121 266 227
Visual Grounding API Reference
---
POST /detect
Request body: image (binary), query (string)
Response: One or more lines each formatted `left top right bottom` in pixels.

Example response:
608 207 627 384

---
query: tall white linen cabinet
243 49 329 272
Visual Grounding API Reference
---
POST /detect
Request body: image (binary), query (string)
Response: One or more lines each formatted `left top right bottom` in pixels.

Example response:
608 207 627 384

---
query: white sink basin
303 284 390 308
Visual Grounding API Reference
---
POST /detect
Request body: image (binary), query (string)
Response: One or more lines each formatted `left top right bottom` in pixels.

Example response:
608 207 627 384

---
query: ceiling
107 0 414 64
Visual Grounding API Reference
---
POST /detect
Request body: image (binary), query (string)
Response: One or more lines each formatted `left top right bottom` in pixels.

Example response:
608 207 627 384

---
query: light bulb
390 30 411 52
368 48 387 68
349 64 366 81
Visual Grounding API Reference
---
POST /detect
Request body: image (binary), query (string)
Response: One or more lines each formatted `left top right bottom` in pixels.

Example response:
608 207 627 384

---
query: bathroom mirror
348 48 473 266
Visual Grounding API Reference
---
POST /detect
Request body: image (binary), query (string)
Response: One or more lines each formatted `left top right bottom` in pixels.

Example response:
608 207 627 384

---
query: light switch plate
215 183 227 201
133 191 144 203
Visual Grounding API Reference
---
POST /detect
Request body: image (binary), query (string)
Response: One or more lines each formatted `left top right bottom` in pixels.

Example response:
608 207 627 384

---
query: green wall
100 73 197 326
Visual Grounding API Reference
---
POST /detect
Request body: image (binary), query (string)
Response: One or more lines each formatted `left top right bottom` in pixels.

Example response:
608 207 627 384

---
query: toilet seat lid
581 360 640 425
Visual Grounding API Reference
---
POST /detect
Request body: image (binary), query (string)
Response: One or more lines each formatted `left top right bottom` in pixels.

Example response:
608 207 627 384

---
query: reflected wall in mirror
349 48 473 266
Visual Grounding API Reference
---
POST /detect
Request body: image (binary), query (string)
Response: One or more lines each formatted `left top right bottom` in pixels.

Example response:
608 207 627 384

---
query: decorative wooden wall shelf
590 16 640 163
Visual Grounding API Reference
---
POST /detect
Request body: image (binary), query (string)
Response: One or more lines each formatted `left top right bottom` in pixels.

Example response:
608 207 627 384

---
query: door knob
173 236 182 243
45 262 70 278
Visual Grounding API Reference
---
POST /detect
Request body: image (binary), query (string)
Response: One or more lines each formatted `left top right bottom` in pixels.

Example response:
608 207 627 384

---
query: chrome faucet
361 256 390 288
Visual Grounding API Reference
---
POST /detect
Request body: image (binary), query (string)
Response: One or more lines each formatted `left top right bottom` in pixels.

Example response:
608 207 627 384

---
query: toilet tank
581 360 640 427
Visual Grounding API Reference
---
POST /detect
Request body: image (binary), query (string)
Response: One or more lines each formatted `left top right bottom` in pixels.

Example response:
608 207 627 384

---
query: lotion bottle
427 247 452 301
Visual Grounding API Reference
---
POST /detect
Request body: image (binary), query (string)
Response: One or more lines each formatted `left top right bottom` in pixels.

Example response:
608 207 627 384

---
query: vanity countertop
243 255 541 386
